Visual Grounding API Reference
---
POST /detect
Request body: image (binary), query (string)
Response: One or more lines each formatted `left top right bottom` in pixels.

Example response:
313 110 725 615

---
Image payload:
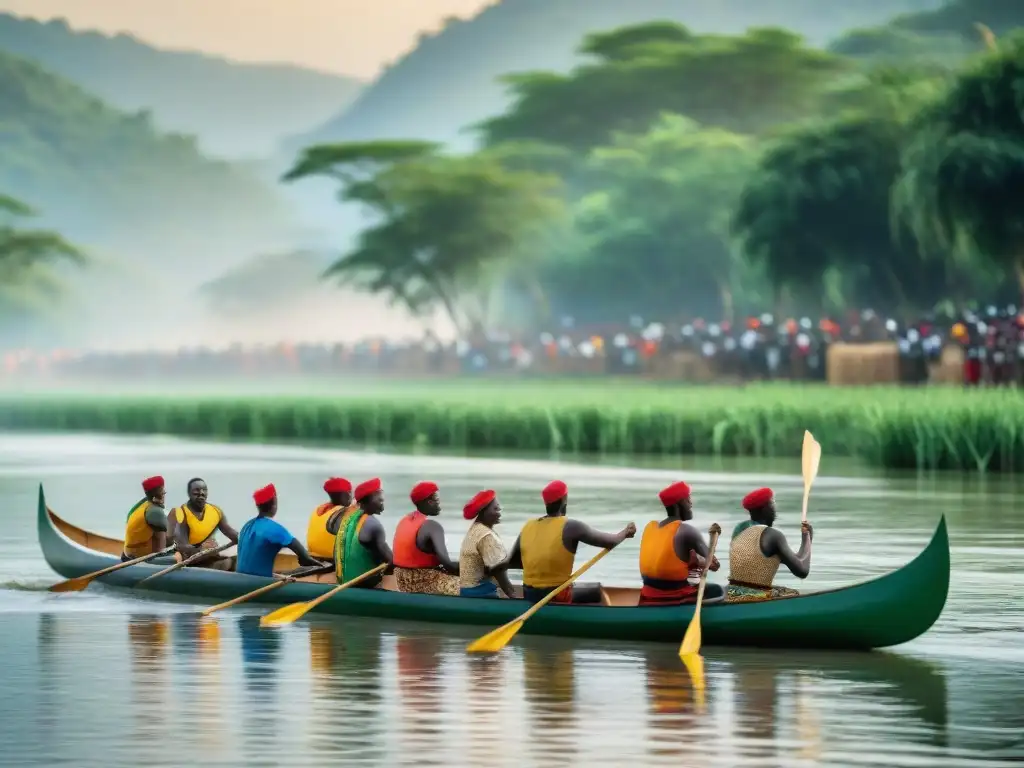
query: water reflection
168 614 223 757
126 615 170 747
522 644 577 764
643 648 704 761
237 616 282 765
396 632 446 766
464 653 507 766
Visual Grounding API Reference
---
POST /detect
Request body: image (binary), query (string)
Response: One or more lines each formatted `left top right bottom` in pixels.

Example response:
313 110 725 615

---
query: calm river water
0 432 1022 767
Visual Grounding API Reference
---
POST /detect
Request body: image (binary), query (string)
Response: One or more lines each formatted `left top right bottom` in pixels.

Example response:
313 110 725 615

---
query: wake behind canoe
37 485 949 650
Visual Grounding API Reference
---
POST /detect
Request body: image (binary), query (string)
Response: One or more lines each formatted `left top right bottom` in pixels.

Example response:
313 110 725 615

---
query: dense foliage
2 382 1022 473
291 0 1024 328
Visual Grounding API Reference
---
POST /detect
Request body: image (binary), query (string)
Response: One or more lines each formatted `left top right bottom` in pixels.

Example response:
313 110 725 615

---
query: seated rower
334 478 393 588
122 475 171 561
237 484 323 577
392 481 460 596
506 480 636 604
727 487 813 603
638 481 724 605
172 477 238 571
306 477 354 561
458 490 517 599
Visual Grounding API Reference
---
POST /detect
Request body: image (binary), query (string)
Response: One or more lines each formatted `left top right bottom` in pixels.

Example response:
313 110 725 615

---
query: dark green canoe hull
37 485 949 649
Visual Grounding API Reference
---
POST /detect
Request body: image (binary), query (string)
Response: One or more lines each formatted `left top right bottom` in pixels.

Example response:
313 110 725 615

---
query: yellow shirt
520 517 574 588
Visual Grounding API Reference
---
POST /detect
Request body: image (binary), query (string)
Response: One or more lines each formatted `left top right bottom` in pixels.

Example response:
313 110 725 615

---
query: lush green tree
542 115 759 321
894 33 1024 298
284 141 566 333
478 25 850 154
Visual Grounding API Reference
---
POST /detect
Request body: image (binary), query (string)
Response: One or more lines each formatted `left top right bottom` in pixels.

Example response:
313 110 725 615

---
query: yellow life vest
520 516 574 588
174 503 223 545
124 499 159 558
306 503 343 559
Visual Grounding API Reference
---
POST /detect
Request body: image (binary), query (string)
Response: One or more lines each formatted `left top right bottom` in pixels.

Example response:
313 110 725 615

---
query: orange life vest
639 520 690 586
392 510 441 569
306 502 342 559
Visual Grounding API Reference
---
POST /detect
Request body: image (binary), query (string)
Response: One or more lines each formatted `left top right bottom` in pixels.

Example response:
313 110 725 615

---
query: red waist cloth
638 583 699 606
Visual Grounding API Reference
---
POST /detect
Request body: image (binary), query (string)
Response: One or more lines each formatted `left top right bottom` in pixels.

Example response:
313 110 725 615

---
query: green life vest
334 510 377 583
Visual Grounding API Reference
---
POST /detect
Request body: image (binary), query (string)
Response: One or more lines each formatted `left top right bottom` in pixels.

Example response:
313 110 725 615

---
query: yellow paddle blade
49 576 92 593
466 619 524 654
680 652 707 711
260 600 313 627
679 618 702 658
802 430 822 485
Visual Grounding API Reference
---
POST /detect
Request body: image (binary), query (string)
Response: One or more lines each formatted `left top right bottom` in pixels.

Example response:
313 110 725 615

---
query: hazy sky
0 0 493 77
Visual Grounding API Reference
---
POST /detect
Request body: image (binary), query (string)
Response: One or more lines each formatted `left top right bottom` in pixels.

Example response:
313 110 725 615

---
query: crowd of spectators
3 306 1022 386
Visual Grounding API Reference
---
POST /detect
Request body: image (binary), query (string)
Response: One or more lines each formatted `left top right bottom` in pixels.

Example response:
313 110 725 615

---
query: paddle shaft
690 529 721 626
49 545 175 591
517 547 611 623
200 562 335 615
307 562 387 610
137 542 233 585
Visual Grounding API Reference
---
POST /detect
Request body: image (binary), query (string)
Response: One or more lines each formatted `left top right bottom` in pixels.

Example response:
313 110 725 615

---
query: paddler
237 484 323 577
333 477 392 588
306 477 354 560
171 477 238 571
458 490 517 598
122 475 171 561
392 481 460 596
727 487 812 602
506 480 636 604
637 481 723 605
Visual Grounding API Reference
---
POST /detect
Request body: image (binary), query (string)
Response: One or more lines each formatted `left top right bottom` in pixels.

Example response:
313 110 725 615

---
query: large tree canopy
478 25 850 154
894 32 1024 296
284 141 566 333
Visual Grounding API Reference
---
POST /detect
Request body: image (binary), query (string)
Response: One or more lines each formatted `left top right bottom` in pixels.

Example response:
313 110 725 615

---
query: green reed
0 382 1021 473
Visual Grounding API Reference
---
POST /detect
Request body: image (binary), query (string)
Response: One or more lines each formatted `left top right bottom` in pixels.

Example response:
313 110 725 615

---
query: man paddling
637 481 723 605
505 480 636 604
334 478 392 589
237 484 323 577
172 477 238 571
122 475 171 561
727 487 812 602
392 481 460 596
306 477 354 560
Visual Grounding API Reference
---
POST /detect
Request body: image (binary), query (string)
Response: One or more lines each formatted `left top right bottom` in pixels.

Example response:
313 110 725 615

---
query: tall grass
0 383 1020 473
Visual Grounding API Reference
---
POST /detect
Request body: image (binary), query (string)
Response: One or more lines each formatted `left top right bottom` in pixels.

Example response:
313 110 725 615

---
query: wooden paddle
466 547 611 654
678 523 722 659
200 563 334 616
49 546 176 593
136 542 234 587
801 430 822 524
259 562 388 627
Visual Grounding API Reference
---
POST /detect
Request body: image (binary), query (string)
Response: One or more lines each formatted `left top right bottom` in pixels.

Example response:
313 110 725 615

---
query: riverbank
0 382 1019 472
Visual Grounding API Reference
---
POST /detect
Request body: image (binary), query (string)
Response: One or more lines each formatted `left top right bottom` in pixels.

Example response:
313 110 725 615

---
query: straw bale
826 342 901 385
929 345 965 384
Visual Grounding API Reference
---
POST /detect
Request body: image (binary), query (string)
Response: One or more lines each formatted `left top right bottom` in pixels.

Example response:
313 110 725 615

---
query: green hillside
0 49 296 280
0 13 362 158
290 0 942 152
830 0 1024 61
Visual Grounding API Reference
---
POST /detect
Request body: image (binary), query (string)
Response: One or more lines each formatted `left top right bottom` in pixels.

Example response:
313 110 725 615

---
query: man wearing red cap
122 475 172 561
727 487 812 602
638 481 724 605
392 481 460 596
458 490 517 599
237 484 324 578
172 477 238 571
305 477 354 561
505 480 636 604
334 478 392 588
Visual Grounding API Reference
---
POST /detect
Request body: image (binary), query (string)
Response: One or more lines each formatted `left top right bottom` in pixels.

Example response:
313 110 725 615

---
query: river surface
0 432 1022 767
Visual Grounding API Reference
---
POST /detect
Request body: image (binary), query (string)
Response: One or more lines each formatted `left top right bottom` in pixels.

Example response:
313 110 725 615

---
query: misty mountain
0 13 363 159
287 0 943 154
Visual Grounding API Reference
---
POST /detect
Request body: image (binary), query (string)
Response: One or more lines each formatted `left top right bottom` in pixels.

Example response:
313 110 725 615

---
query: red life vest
392 510 441 569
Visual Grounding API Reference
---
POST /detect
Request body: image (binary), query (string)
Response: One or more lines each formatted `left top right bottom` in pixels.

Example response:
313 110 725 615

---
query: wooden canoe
37 484 949 650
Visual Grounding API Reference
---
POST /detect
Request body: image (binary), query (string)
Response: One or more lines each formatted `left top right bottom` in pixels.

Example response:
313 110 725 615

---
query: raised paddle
259 562 388 627
200 563 334 616
49 546 176 593
136 542 234 587
801 430 822 524
466 547 611 654
678 523 722 659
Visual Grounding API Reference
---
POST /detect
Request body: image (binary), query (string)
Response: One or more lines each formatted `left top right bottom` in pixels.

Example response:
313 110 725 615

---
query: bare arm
152 531 167 551
325 506 347 536
173 516 199 558
217 514 239 544
674 525 720 571
418 520 459 574
359 516 394 573
504 536 522 570
286 538 319 567
760 524 812 579
563 519 636 552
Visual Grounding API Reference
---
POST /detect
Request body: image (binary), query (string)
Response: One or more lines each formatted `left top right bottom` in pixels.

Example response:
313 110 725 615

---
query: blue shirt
236 516 295 577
